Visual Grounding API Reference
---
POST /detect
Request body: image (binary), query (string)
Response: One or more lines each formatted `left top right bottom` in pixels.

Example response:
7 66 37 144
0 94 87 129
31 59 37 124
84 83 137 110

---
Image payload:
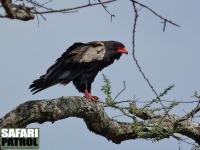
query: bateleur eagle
29 41 128 102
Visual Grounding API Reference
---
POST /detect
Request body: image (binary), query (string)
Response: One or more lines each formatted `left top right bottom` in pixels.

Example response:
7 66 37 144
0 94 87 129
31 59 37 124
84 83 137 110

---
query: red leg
84 89 99 102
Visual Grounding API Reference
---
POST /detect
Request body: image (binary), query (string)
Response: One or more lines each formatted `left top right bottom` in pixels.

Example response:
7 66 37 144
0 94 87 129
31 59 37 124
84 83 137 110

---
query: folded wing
29 42 105 94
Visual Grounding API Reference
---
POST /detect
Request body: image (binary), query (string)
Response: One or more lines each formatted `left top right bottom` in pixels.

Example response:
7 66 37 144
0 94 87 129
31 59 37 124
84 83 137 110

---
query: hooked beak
117 48 128 54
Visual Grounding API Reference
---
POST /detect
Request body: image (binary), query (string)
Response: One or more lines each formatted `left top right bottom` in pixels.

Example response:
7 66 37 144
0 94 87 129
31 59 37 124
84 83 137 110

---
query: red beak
117 47 128 54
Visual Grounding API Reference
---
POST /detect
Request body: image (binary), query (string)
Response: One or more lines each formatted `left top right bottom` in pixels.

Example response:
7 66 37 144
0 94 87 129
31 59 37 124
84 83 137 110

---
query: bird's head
108 41 128 61
102 41 128 56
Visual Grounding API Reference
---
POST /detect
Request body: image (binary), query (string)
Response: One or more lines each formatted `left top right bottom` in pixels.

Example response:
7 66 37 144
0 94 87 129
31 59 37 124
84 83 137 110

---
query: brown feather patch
95 41 104 46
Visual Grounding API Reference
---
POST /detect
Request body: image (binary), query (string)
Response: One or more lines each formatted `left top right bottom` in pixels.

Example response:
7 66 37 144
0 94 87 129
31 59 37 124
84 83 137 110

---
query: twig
97 0 115 21
178 137 199 149
33 0 117 15
176 101 200 123
133 0 181 31
30 3 46 27
160 99 200 104
112 114 125 119
102 100 134 106
26 0 53 11
114 81 126 100
38 0 53 9
111 105 136 119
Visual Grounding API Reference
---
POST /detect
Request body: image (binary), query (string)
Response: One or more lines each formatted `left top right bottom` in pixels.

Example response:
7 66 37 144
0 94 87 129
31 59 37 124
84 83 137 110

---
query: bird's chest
99 57 115 69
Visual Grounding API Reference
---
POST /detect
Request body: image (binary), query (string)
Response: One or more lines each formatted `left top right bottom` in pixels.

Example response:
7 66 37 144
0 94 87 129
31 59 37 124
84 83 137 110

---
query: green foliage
159 84 175 97
143 85 175 113
101 74 114 104
147 101 179 114
101 76 183 142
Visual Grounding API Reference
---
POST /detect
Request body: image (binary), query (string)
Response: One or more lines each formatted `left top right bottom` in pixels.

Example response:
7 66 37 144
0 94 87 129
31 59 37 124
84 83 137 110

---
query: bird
29 41 128 102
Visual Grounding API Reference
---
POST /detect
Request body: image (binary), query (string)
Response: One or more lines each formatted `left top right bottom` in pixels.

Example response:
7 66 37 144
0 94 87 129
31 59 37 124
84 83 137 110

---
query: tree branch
175 102 200 123
0 0 117 21
130 0 167 114
131 0 181 31
0 96 199 145
32 0 117 15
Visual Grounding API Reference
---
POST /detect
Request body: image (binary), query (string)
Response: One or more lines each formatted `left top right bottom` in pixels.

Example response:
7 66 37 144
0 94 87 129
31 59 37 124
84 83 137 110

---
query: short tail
29 75 57 94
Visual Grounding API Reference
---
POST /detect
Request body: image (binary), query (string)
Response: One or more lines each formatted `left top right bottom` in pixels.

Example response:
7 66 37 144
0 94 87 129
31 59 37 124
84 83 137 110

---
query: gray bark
0 96 199 145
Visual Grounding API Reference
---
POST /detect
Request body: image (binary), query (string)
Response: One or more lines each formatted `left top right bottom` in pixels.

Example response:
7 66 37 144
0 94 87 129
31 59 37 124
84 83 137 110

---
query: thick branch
1 0 34 21
0 96 199 145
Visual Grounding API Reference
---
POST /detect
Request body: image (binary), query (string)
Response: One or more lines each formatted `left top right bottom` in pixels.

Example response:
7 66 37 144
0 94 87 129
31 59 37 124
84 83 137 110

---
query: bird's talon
84 89 99 102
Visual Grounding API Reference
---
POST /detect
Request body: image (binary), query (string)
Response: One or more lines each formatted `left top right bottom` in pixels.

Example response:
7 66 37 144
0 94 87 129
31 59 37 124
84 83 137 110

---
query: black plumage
29 41 128 102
